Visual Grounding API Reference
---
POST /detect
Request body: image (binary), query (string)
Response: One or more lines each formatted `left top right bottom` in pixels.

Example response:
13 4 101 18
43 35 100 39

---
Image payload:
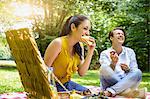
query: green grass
139 73 150 90
0 60 16 67
0 67 150 94
0 67 24 94
72 70 100 86
73 70 150 91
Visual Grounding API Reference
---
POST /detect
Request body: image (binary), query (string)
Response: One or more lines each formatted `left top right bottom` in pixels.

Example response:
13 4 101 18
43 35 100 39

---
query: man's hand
110 51 118 65
120 63 130 72
110 51 118 70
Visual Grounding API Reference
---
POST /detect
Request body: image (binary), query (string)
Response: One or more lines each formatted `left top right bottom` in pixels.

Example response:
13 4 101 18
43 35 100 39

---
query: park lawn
0 67 24 94
0 67 150 94
73 70 150 91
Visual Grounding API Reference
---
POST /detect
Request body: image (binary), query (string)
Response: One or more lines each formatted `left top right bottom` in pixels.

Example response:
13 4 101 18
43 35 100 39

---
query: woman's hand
87 36 96 54
78 36 96 76
81 36 96 54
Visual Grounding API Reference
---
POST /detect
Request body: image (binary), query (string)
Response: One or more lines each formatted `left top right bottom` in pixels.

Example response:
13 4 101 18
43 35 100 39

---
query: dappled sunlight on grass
0 60 16 67
141 82 150 84
0 67 24 94
0 67 150 93
72 70 100 86
72 79 100 86
139 72 150 90
72 70 150 91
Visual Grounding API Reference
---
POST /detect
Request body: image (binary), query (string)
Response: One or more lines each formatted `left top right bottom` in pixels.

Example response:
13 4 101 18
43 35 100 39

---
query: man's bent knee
130 69 142 80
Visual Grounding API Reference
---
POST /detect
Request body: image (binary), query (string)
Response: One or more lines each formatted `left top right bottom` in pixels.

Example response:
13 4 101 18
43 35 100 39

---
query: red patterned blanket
0 86 150 99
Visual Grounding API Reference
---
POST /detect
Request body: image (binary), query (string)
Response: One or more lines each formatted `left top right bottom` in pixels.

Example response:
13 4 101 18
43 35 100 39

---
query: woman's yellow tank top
52 36 81 84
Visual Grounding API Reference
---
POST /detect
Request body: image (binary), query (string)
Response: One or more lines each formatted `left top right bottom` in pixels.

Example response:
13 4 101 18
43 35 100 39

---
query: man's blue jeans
100 66 142 95
56 80 88 92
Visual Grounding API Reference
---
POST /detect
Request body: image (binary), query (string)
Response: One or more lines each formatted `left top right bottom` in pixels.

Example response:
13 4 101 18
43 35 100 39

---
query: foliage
104 0 150 71
73 0 150 71
0 0 149 71
36 35 56 56
0 1 18 30
29 0 80 57
0 47 11 60
124 0 150 71
0 36 11 59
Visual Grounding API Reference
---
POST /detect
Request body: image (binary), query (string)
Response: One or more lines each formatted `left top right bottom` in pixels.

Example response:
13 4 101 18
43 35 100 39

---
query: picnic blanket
0 86 150 99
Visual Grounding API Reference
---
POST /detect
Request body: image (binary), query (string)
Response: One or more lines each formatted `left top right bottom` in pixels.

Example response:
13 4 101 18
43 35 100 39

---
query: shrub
0 47 11 60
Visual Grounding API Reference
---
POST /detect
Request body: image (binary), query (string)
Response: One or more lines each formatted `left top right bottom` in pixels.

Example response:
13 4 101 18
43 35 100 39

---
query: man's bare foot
119 87 147 99
104 90 112 97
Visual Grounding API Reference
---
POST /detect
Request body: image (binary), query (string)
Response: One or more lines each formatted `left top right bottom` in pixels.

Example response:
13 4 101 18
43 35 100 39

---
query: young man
99 27 145 98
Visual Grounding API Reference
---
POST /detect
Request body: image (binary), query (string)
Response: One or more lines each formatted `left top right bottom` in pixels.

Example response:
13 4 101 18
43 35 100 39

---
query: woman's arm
44 38 62 67
78 38 96 76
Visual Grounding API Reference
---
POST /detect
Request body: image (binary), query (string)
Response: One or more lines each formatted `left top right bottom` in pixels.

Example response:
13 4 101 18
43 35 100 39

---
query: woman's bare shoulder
50 37 62 47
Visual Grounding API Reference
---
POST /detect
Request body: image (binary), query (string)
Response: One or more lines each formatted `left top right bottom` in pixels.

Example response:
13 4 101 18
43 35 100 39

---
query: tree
1 0 149 71
76 0 150 71
27 0 80 56
124 0 150 71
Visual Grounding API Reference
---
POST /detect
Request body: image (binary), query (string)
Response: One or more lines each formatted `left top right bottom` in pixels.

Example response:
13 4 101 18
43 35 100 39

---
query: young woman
44 15 96 92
